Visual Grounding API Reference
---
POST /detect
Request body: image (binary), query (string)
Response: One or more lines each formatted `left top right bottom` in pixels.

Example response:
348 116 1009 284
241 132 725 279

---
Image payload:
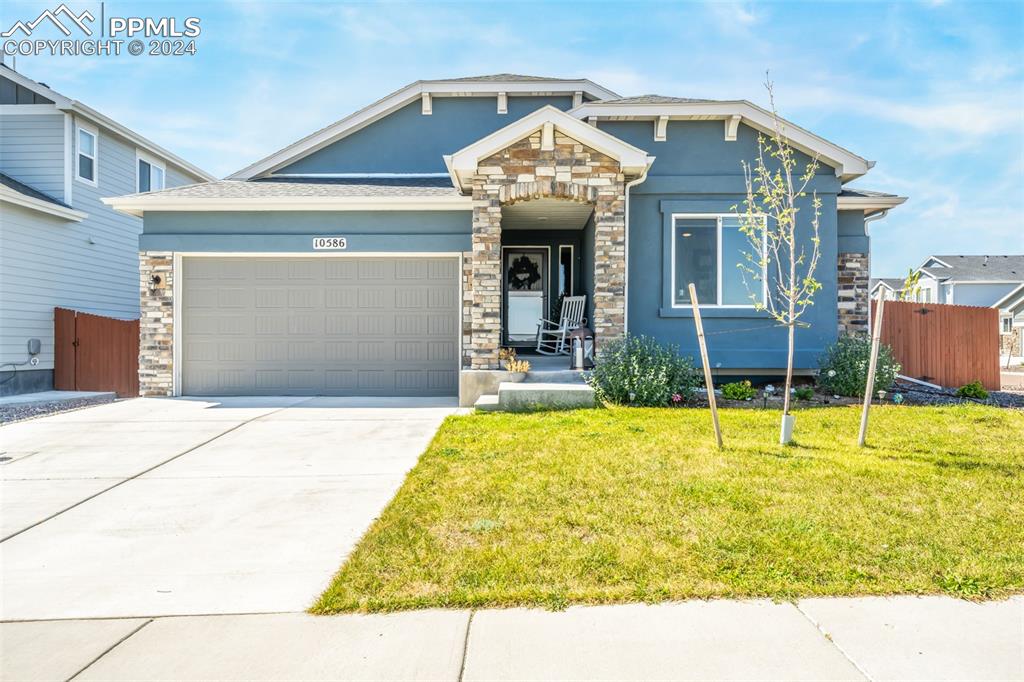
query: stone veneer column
139 252 174 396
837 252 869 335
467 179 503 369
592 183 627 340
464 131 629 369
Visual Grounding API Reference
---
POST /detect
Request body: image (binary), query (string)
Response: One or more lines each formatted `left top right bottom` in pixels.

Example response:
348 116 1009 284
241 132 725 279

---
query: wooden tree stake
858 295 886 447
689 284 723 449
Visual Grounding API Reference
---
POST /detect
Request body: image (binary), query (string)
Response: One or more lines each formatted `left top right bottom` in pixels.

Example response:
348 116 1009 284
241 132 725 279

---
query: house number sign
312 237 348 250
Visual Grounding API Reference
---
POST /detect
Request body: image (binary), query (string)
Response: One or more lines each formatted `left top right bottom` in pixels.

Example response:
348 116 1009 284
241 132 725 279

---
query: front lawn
313 405 1024 613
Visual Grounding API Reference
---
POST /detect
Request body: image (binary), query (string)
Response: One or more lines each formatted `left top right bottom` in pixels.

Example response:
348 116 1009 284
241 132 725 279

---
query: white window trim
75 120 99 187
558 244 574 297
670 212 768 309
136 150 167 193
1001 316 1013 334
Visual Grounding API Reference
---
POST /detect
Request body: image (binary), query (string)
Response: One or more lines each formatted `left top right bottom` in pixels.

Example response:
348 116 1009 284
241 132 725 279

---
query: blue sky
2 0 1022 276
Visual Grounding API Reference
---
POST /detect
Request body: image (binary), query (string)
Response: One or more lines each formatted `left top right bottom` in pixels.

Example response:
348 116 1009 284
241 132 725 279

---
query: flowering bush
817 335 900 398
721 380 757 400
586 335 701 407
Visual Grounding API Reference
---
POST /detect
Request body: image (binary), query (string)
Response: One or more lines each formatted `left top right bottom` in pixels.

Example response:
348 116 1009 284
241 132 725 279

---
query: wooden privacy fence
54 308 139 397
872 300 999 391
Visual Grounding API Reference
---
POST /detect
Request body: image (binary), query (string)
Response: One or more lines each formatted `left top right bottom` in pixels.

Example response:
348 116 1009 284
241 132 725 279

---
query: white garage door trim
171 252 463 397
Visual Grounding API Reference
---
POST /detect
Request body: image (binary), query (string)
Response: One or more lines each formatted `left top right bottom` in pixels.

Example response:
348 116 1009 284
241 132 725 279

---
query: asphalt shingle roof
871 277 907 291
839 188 900 198
121 177 460 200
0 171 70 208
920 255 1024 282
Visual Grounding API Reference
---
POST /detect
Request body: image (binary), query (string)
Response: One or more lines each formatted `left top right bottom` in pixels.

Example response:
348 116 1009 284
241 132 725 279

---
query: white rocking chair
535 295 587 355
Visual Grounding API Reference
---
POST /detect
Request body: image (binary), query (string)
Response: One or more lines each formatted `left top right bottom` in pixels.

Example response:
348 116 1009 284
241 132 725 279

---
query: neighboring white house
875 255 1024 364
0 65 213 395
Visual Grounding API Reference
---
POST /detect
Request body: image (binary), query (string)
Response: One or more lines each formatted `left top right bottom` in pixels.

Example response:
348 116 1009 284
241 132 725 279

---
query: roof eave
101 194 473 217
572 99 872 182
836 195 908 213
1 186 88 221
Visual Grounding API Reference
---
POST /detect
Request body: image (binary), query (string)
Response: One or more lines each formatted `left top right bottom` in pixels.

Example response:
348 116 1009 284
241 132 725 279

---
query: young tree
899 268 922 301
734 75 822 442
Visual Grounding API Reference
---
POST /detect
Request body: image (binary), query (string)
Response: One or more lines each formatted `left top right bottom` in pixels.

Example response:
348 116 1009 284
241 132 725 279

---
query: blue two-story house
106 74 906 404
0 65 213 395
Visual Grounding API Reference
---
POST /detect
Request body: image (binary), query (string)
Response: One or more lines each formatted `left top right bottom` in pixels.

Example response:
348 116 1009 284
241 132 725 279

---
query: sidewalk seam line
66 618 153 681
0 399 313 543
458 609 475 682
793 601 875 682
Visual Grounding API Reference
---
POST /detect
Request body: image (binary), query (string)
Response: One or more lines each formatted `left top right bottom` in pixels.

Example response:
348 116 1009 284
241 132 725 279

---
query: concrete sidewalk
2 596 1020 681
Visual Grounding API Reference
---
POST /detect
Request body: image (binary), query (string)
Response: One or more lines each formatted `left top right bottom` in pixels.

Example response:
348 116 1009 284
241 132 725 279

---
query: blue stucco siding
602 120 841 370
140 210 471 252
838 211 868 253
279 96 574 175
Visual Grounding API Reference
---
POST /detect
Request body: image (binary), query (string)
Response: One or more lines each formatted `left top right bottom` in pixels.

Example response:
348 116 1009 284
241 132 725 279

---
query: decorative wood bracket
654 115 668 142
725 115 742 141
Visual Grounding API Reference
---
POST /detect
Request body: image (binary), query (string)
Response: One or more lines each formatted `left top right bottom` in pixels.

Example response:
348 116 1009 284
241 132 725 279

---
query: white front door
503 248 547 345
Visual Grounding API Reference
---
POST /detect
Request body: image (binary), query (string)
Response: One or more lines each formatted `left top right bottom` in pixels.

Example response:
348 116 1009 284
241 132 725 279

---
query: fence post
858 296 886 447
689 284 723 449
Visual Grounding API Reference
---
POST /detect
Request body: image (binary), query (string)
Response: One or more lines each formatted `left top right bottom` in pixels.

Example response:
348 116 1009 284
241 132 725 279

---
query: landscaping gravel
685 380 1024 410
0 394 116 424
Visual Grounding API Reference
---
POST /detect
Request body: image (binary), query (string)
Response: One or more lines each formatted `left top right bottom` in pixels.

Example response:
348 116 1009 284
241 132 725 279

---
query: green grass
313 405 1024 613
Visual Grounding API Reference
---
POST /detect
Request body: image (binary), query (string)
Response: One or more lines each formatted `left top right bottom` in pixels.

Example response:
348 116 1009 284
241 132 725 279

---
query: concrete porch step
523 369 586 384
497 382 596 411
473 394 501 411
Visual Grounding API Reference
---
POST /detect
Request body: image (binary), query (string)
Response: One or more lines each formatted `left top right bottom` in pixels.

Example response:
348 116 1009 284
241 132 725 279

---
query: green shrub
587 335 700 406
955 381 989 400
817 335 900 398
721 380 756 400
793 385 815 401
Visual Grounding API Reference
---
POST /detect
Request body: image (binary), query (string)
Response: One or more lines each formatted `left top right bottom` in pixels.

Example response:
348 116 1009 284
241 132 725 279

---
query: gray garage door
181 257 459 396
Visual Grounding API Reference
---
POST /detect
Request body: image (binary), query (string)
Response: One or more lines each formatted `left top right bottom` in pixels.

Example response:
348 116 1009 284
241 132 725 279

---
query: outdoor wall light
149 274 162 292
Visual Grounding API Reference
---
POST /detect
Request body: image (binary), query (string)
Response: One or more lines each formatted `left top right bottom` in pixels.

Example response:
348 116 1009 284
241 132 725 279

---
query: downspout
861 209 888 334
623 161 653 336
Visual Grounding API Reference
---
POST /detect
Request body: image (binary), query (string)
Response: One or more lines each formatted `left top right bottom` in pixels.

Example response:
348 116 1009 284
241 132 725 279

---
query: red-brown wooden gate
872 300 999 391
53 308 139 397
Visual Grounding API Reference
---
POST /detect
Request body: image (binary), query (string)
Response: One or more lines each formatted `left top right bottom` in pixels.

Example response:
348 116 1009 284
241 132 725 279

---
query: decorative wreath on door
507 254 543 290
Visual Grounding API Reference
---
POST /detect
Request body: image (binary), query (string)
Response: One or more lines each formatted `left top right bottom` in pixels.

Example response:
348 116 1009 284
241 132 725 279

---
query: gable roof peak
445 104 653 191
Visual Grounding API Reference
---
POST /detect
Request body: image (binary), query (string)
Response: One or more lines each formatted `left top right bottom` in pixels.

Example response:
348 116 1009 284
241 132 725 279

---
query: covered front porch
446 105 654 405
499 198 594 352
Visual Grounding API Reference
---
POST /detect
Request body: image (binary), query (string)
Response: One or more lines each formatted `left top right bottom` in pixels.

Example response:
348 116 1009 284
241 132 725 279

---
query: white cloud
707 1 760 31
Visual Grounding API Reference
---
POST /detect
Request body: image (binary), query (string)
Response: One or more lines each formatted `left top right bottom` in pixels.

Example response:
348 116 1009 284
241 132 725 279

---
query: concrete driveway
0 396 457 621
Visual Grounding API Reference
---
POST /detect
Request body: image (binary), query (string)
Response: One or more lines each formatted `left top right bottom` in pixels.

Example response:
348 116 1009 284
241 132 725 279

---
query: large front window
672 214 765 307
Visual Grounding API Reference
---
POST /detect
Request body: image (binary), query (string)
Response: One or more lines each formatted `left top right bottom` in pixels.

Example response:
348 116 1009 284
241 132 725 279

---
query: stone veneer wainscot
139 252 174 396
837 252 870 336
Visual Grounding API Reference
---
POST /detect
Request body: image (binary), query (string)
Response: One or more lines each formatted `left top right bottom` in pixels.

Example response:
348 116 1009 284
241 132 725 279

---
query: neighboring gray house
106 74 907 405
869 277 908 301
874 255 1024 363
0 65 213 395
